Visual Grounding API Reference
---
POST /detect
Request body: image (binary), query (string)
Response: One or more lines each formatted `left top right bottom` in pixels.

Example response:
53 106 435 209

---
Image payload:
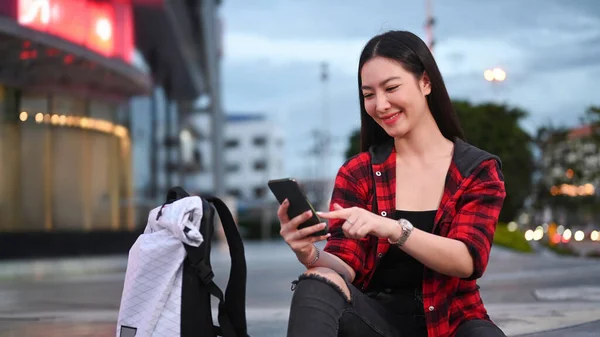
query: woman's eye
363 93 374 98
386 86 399 92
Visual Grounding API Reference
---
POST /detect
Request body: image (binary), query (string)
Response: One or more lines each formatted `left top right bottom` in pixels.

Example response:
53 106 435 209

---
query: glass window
17 93 49 230
254 160 267 171
21 93 48 114
253 187 266 198
52 95 86 116
227 189 242 198
253 136 266 146
226 163 240 172
89 100 118 121
0 86 9 230
9 93 127 232
225 139 239 148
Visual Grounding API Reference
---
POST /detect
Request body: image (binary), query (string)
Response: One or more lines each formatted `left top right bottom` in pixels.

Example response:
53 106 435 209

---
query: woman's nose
375 94 391 112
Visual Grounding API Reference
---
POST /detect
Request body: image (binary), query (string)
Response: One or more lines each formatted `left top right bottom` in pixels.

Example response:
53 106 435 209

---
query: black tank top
367 209 436 292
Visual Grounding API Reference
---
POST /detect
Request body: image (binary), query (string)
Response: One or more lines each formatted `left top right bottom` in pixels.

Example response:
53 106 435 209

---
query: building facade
0 0 223 257
223 114 285 202
188 113 286 207
539 125 599 196
534 125 599 228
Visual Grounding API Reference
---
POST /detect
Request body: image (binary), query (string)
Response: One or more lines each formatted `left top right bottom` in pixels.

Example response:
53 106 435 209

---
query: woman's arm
320 207 478 279
299 245 356 282
320 155 373 284
390 161 506 279
389 225 475 278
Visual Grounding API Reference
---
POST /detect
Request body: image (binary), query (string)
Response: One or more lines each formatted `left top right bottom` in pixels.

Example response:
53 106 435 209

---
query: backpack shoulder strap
185 242 237 337
205 196 249 337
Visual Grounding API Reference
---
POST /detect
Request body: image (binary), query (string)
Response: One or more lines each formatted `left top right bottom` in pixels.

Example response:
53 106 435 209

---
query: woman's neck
394 112 453 165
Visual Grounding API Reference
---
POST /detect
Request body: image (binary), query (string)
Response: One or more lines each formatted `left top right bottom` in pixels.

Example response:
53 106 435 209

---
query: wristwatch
388 218 414 247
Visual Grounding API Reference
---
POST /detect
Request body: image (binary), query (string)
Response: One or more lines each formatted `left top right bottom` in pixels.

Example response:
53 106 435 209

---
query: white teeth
384 113 400 120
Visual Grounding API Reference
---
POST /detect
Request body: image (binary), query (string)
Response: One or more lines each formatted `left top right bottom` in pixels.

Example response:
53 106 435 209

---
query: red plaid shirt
324 138 506 337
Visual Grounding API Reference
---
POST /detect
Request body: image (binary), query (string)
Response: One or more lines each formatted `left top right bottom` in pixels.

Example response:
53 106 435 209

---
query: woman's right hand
278 199 331 264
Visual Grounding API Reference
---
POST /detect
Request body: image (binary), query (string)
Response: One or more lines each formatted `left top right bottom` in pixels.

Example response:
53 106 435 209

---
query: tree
579 105 600 126
345 129 361 159
343 101 535 222
580 106 600 149
453 101 534 222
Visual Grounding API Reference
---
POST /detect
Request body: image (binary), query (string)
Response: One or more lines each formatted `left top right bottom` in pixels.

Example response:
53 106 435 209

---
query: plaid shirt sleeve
447 158 506 281
323 156 371 282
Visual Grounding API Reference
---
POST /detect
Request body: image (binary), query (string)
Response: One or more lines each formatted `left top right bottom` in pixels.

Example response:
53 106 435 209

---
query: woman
277 30 507 337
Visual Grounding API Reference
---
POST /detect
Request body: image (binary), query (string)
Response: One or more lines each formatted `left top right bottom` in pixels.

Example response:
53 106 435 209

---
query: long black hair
358 30 465 152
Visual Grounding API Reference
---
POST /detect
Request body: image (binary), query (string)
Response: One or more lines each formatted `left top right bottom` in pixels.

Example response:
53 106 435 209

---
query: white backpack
116 187 249 337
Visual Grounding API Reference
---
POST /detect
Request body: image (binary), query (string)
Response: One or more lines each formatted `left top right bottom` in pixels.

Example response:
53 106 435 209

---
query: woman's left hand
318 203 400 240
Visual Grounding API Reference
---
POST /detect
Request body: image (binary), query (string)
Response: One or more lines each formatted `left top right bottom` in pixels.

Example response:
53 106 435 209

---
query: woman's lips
381 112 401 125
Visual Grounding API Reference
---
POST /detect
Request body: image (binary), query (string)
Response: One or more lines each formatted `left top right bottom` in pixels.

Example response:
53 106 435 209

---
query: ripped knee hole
291 273 351 303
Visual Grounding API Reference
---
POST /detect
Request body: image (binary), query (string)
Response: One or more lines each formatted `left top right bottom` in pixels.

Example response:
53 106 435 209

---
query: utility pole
149 89 158 201
320 62 331 210
165 97 173 189
425 0 435 53
207 11 225 198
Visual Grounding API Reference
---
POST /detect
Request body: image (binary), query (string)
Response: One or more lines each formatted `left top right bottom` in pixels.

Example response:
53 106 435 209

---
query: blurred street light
533 227 544 241
550 183 595 197
563 229 572 242
551 233 561 245
484 67 506 82
566 168 574 179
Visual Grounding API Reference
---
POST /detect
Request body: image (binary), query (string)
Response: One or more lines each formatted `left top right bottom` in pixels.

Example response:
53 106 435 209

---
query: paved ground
570 241 600 257
518 320 600 337
0 241 599 336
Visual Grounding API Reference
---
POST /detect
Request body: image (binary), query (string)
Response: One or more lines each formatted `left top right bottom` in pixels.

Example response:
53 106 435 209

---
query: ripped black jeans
286 274 507 337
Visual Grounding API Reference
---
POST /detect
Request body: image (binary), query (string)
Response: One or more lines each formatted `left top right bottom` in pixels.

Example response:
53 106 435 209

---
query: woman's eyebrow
361 76 402 90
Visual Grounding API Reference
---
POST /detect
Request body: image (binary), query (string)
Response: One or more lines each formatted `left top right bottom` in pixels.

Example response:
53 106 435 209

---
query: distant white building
534 124 600 228
186 112 286 204
540 125 600 192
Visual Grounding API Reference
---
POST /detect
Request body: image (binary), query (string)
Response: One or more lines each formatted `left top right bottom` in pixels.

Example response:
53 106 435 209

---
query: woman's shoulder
339 151 372 174
334 151 375 192
453 139 503 180
334 151 373 197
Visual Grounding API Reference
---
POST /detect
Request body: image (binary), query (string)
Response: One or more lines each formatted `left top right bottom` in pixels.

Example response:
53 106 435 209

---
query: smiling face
360 56 432 138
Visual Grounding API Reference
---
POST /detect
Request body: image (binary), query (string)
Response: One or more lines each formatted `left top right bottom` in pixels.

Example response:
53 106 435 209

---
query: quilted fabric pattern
116 197 204 336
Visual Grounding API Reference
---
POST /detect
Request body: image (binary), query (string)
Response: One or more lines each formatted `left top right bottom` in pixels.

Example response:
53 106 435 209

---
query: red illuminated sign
18 0 133 63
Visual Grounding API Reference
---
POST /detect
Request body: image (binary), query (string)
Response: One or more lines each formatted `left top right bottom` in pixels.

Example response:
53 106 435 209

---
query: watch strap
388 218 413 247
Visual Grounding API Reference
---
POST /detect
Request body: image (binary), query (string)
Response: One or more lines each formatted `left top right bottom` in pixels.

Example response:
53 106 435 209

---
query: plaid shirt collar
368 137 501 225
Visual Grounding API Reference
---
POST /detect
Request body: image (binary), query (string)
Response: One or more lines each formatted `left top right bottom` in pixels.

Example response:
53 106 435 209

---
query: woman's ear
421 72 432 96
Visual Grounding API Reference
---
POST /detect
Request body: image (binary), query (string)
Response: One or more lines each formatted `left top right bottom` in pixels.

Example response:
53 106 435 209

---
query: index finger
277 199 290 223
317 209 349 219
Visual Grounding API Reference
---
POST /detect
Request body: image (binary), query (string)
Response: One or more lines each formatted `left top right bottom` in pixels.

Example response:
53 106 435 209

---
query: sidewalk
1 244 599 336
2 305 600 337
0 255 128 281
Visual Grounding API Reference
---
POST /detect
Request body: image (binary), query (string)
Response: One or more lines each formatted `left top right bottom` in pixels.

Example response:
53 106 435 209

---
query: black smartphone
267 178 328 237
